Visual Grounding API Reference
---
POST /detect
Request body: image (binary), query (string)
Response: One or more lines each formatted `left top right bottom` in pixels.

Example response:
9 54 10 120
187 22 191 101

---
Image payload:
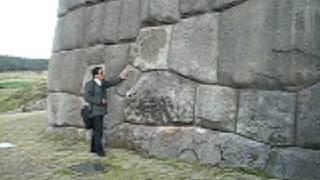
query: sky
0 0 58 59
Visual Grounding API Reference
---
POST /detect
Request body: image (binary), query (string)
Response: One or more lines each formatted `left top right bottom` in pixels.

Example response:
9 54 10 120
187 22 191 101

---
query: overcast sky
0 0 58 59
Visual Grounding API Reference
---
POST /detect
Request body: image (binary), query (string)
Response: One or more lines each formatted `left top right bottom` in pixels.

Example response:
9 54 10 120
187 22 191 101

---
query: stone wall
48 0 320 179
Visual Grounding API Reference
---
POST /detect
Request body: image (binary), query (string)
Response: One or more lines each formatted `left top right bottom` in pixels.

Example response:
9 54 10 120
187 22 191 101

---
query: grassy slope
0 72 47 113
0 112 275 180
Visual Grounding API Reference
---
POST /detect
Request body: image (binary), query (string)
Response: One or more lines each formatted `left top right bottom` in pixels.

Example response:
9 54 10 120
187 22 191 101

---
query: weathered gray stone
106 89 126 131
297 83 320 148
149 127 221 165
118 0 141 40
53 7 86 52
124 71 196 125
116 65 142 97
104 44 130 80
47 93 85 127
110 124 222 164
237 90 296 145
84 44 106 65
211 0 247 10
195 85 237 132
109 123 156 154
141 0 180 24
265 147 320 180
179 0 210 16
130 26 173 71
84 4 104 45
110 124 270 170
218 0 320 90
57 0 100 17
218 133 270 171
100 1 121 43
169 14 219 83
48 49 87 95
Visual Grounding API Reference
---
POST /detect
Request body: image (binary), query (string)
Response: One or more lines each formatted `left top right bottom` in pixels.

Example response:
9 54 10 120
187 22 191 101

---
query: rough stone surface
297 83 320 148
110 124 270 171
141 0 180 24
195 85 237 132
218 133 270 171
130 26 173 71
116 65 142 97
265 148 320 180
237 90 296 145
47 93 85 127
124 71 196 125
169 14 219 83
84 4 104 45
106 89 126 131
57 0 100 17
179 0 210 16
100 1 121 43
49 49 87 95
104 44 130 81
53 7 86 52
148 127 221 165
118 0 141 40
211 0 247 10
218 0 320 90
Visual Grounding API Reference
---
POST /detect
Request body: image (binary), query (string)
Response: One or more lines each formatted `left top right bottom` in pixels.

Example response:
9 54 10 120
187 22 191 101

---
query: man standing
84 66 126 157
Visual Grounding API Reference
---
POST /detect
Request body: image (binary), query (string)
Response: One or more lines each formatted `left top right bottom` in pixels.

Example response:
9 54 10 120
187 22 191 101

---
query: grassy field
0 71 47 113
0 111 276 180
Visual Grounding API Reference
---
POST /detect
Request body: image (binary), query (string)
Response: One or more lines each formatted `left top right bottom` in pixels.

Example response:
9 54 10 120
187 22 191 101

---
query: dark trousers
91 115 104 154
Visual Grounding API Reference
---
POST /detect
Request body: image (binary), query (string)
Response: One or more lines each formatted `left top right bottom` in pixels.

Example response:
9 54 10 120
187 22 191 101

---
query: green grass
0 111 277 180
0 71 47 113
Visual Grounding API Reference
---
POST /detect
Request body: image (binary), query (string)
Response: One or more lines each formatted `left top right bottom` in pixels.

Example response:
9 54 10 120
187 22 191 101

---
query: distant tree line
0 55 48 72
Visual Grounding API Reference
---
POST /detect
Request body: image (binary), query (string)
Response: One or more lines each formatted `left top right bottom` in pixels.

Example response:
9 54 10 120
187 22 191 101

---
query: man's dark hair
92 67 102 78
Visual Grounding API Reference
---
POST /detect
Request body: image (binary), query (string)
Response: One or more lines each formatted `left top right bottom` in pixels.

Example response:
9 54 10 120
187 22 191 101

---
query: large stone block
48 49 87 95
53 7 86 52
109 124 270 170
100 1 121 43
106 89 126 131
104 44 130 80
237 90 296 145
124 71 196 125
265 147 320 180
130 26 173 71
47 93 85 127
195 85 237 132
118 0 141 40
148 127 221 164
168 14 219 83
297 83 320 148
179 0 210 16
218 0 320 90
57 0 100 17
218 133 270 171
84 4 104 45
141 0 180 24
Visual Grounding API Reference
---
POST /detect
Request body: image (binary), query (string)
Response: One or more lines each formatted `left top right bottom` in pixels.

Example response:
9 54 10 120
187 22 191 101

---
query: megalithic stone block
218 0 320 90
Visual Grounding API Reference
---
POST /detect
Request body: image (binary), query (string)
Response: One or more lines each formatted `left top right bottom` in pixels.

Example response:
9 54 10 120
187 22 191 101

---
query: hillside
0 55 48 72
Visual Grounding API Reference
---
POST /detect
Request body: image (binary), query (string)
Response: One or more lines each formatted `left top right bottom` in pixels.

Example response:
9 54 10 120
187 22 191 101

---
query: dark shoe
90 149 97 153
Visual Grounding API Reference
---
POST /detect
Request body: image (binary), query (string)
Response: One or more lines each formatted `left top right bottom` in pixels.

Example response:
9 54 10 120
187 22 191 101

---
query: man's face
97 69 105 80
